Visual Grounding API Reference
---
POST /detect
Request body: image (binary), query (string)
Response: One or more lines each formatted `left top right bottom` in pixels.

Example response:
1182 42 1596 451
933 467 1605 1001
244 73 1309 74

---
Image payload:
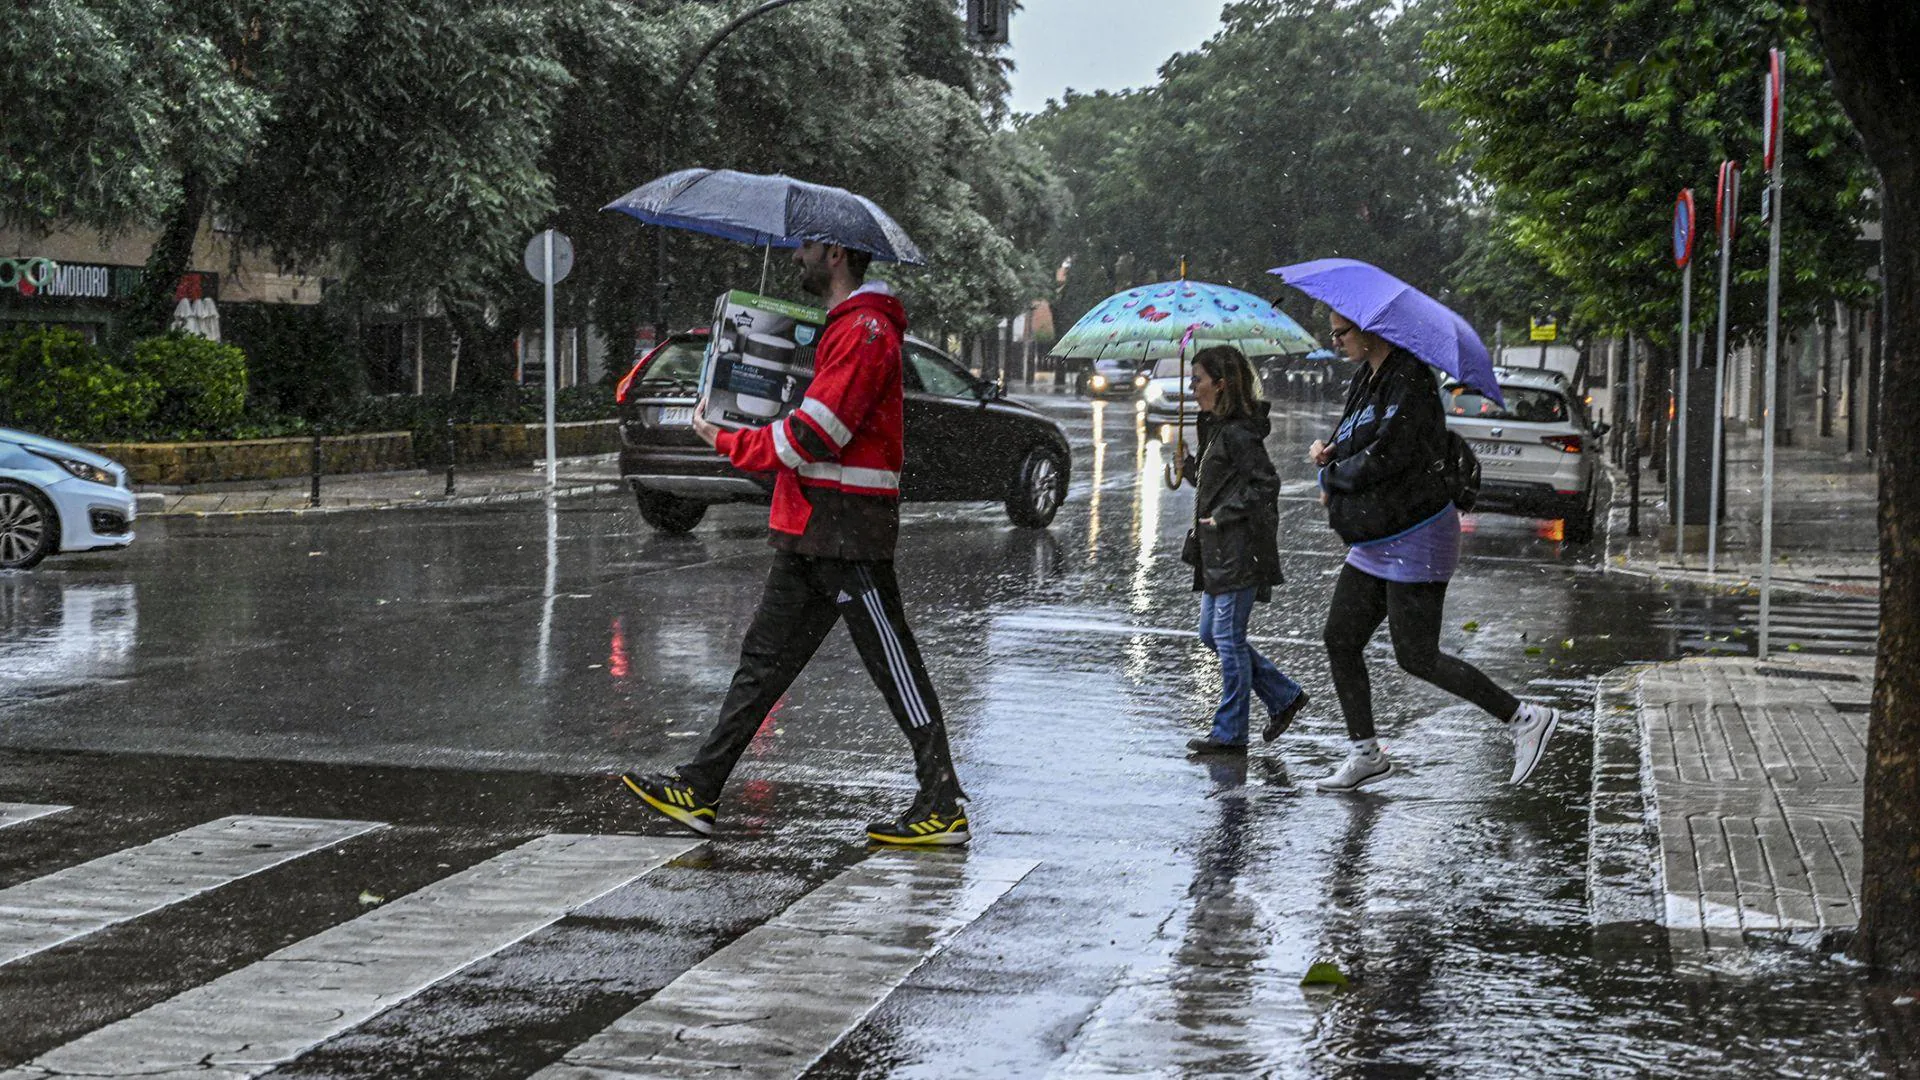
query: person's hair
1193 345 1258 419
841 246 874 282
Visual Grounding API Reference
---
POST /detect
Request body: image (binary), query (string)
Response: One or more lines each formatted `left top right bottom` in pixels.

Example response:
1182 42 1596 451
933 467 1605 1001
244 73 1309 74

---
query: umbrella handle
1164 345 1189 490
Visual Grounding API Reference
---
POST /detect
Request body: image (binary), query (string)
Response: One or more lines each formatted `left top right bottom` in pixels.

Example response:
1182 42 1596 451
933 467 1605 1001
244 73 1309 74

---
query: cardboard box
700 289 826 429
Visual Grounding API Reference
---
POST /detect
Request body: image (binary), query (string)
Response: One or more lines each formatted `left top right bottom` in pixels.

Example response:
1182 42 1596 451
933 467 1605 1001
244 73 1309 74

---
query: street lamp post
651 0 815 343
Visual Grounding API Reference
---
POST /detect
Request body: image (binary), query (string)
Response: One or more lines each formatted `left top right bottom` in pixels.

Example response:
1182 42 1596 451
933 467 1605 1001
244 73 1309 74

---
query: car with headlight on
0 427 136 570
1441 367 1606 544
616 330 1072 533
1084 357 1148 398
1139 355 1199 422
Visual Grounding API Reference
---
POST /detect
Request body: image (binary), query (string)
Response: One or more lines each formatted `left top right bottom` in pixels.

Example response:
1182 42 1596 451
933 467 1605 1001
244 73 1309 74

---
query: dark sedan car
616 330 1072 532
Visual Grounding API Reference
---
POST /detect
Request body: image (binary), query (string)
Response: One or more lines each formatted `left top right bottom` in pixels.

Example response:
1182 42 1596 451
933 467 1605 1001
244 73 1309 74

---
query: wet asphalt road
0 390 1907 1077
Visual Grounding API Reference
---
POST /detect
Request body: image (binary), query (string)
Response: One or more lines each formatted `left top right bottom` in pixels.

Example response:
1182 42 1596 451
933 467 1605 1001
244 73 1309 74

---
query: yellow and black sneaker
867 791 970 847
621 771 715 837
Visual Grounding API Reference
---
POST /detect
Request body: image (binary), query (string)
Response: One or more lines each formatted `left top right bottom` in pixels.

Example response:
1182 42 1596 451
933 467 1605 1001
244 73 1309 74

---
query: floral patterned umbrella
1050 280 1317 489
1049 280 1319 360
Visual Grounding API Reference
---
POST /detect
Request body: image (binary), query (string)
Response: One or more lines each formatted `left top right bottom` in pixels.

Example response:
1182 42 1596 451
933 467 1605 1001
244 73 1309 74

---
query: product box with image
699 289 827 429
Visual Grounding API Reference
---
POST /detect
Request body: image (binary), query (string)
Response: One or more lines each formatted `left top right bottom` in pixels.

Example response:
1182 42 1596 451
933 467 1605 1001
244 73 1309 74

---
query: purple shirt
1344 504 1461 583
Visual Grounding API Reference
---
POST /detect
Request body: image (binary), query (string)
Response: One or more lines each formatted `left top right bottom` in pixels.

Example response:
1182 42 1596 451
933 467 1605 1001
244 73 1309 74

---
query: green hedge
130 332 248 434
0 323 617 446
0 328 158 441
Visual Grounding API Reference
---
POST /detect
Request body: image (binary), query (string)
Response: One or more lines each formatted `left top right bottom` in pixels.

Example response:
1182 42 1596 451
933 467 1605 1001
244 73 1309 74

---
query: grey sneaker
1508 702 1561 784
1314 749 1393 792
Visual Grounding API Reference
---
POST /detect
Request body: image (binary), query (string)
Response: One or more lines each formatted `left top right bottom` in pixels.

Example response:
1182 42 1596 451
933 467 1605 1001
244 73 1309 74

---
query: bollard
444 414 456 496
309 431 323 507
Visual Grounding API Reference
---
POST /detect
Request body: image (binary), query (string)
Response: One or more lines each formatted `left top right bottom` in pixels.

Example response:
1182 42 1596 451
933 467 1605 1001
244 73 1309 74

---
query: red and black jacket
713 282 906 561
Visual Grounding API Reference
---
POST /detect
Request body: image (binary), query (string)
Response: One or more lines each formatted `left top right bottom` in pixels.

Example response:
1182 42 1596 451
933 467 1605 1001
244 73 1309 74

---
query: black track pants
1322 562 1520 741
677 551 962 805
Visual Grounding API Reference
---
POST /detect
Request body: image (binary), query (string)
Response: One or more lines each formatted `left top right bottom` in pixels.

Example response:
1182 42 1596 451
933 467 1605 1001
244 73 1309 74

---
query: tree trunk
1803 0 1920 976
121 170 211 349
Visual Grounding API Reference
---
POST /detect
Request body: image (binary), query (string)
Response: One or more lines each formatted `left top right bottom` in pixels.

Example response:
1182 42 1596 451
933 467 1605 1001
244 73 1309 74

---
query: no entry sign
1673 189 1696 268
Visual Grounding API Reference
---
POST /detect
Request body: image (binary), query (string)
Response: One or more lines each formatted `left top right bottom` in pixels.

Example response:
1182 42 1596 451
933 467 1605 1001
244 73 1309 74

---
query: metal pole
309 430 322 508
444 412 456 497
1627 336 1640 537
1676 261 1692 565
1708 166 1738 577
544 230 558 492
1759 78 1784 660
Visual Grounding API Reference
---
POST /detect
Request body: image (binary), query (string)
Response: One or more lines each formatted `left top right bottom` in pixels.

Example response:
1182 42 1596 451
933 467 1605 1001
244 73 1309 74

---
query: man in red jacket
622 240 969 845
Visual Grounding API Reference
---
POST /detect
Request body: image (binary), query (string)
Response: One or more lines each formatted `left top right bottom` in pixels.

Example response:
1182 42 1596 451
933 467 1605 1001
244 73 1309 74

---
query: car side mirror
1592 420 1611 437
979 380 1004 402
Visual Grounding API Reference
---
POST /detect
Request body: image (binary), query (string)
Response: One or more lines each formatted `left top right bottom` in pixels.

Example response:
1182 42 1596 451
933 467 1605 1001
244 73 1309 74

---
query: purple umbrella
1268 258 1503 406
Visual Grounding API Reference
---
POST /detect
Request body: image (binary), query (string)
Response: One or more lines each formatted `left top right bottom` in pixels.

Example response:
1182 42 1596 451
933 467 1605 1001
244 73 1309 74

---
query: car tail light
1541 434 1583 454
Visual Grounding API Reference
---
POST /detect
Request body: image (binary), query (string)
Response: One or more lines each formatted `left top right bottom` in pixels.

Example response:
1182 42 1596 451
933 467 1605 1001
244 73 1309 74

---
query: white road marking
538 853 1038 1079
1 833 699 1080
0 803 68 830
0 815 381 967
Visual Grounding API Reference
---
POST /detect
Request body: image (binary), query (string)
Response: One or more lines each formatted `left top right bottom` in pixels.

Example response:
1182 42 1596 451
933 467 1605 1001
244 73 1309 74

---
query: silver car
1441 367 1606 543
0 427 137 570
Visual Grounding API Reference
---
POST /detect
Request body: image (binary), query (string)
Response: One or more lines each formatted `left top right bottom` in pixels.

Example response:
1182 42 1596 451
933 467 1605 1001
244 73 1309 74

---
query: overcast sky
1004 0 1226 116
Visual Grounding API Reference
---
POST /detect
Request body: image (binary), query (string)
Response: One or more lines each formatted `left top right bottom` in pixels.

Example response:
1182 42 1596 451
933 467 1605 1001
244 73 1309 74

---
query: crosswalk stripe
538 853 1037 1079
0 833 698 1080
0 802 69 830
0 815 382 968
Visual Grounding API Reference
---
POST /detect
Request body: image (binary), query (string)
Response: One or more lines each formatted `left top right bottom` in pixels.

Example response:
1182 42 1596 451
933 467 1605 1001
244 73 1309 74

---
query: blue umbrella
1268 258 1503 406
603 168 925 265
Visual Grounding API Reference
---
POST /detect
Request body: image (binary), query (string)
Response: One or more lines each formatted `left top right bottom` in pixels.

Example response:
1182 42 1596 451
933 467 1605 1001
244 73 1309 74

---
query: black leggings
1322 563 1520 741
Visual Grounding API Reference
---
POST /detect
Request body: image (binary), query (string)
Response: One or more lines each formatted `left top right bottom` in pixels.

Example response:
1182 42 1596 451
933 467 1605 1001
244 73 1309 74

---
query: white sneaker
1315 749 1393 792
1508 702 1562 784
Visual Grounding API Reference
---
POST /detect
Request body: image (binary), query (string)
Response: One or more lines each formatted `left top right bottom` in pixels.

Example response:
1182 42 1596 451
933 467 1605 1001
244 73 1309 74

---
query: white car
0 427 137 570
1139 355 1196 421
1441 367 1606 543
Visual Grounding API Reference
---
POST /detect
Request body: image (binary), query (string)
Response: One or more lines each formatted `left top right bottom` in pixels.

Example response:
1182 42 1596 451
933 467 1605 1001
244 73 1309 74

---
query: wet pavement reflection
0 386 1906 1077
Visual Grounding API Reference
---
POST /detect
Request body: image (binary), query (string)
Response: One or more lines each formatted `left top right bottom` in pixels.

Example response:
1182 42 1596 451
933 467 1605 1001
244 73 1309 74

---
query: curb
141 480 627 519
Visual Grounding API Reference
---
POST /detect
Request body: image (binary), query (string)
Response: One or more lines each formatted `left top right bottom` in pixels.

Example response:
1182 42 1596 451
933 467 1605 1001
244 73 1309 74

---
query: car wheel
633 487 707 534
1563 491 1597 545
1006 448 1067 528
0 480 58 570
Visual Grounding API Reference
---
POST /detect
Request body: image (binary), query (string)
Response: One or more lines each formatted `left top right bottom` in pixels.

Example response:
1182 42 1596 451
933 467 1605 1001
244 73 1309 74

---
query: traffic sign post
1707 161 1740 577
523 229 575 492
1673 189 1696 566
1758 49 1784 659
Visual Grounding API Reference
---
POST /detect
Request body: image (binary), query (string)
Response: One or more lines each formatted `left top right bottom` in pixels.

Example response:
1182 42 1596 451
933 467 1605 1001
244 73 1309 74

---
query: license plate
656 406 693 427
1471 440 1523 457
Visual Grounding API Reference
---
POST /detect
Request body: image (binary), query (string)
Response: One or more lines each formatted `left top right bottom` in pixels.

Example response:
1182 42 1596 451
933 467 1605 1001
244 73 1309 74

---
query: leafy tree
1800 0 1920 978
1025 0 1471 338
1424 0 1876 346
547 0 1061 354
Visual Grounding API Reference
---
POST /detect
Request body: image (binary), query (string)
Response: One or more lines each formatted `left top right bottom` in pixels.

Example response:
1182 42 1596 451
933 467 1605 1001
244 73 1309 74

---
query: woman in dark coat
1180 346 1308 756
1307 311 1561 791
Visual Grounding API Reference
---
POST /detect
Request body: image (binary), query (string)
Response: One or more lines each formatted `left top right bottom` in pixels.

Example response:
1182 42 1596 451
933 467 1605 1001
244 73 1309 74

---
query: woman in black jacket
1180 346 1308 756
1307 312 1561 791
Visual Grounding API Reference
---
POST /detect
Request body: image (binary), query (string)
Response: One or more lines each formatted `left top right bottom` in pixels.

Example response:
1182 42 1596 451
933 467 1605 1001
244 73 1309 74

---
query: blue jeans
1199 587 1303 745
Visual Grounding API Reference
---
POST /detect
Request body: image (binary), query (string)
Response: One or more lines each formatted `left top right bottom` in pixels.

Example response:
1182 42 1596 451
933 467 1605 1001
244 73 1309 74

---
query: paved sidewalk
137 455 626 517
1606 422 1879 597
1588 418 1883 964
1591 655 1871 965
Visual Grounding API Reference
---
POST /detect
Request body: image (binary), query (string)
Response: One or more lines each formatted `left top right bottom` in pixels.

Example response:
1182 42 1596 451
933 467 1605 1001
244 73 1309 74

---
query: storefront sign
0 257 59 291
3 257 214 301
